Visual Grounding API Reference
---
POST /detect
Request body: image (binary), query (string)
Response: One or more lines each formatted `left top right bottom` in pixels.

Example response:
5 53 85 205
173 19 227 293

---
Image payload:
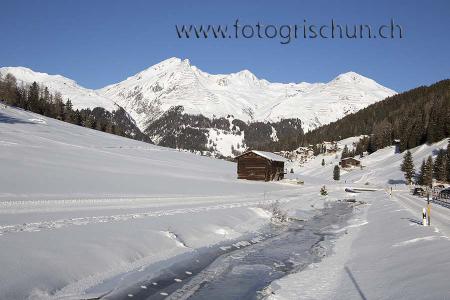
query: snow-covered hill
0 105 306 299
1 106 449 299
0 67 118 111
99 58 396 131
290 135 449 187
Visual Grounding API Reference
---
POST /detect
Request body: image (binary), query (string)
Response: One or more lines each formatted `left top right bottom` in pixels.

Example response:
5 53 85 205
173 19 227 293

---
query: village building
339 157 361 168
315 141 339 155
235 150 286 181
295 146 315 163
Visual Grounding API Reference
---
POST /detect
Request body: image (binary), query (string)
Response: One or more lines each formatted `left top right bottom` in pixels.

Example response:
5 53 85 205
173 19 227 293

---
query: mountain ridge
1 58 396 132
98 57 396 131
0 59 397 157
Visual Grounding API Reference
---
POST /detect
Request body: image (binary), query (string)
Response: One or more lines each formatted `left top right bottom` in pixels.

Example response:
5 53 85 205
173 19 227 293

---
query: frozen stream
102 202 353 300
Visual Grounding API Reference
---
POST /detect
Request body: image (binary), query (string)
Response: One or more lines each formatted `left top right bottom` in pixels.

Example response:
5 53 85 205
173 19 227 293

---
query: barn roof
341 157 361 162
236 150 287 162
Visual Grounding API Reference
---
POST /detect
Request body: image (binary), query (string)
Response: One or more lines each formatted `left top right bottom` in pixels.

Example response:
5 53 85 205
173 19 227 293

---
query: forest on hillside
301 79 450 153
0 73 151 142
145 105 303 154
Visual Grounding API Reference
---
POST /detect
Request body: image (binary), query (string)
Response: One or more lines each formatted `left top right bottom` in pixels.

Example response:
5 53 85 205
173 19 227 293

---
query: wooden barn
235 150 286 181
339 157 361 168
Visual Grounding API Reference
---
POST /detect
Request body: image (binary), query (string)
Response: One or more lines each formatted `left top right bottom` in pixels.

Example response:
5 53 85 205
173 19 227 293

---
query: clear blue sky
1 0 449 92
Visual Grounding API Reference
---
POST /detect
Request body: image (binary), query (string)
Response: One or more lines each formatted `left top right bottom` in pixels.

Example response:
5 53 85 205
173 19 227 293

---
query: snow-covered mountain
99 57 396 131
0 59 396 157
0 67 118 111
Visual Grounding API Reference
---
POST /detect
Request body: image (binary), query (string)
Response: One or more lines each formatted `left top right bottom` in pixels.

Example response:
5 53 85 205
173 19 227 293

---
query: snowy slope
266 138 450 300
1 107 449 299
0 105 312 299
0 67 118 111
289 136 449 187
0 106 295 201
99 58 396 131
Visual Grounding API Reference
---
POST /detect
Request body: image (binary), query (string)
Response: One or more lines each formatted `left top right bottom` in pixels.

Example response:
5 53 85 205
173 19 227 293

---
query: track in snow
0 197 292 236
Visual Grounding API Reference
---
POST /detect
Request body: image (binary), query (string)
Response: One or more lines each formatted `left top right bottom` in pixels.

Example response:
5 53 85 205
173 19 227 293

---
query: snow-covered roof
237 150 287 162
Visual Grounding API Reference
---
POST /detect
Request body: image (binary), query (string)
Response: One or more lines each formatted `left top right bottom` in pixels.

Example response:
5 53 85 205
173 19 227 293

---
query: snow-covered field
1 105 449 299
0 106 331 299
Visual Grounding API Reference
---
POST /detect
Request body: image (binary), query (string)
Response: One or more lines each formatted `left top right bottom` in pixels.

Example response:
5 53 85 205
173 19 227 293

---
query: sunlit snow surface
0 107 313 299
1 106 449 299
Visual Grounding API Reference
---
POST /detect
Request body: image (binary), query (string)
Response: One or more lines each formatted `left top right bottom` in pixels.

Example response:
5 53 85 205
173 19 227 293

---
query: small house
235 150 286 181
339 157 361 168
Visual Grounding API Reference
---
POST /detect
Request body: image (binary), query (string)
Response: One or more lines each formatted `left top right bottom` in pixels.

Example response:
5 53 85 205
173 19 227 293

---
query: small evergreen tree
401 150 415 184
423 156 434 187
320 185 328 196
333 165 340 181
321 158 325 166
433 149 447 182
27 82 40 112
417 160 426 185
341 145 349 159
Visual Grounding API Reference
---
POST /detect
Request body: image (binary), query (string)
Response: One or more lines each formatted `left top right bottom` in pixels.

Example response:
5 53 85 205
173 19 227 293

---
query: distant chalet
339 157 361 168
235 150 286 181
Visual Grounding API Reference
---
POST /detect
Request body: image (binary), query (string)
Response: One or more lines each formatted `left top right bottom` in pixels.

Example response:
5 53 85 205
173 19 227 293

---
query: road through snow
393 191 450 238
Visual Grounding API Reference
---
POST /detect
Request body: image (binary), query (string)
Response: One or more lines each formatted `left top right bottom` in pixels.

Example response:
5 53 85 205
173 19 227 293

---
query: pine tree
424 156 434 187
54 92 65 120
321 158 325 166
433 149 447 182
341 145 349 159
64 99 76 123
27 82 40 112
333 165 340 181
400 150 415 184
417 160 426 185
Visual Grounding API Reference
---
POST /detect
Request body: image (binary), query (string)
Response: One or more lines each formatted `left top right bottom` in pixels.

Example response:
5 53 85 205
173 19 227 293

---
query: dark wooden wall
237 152 284 181
340 158 361 168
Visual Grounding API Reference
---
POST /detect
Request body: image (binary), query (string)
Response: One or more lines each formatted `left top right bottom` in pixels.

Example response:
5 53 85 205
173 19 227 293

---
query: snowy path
393 191 450 238
266 191 450 299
